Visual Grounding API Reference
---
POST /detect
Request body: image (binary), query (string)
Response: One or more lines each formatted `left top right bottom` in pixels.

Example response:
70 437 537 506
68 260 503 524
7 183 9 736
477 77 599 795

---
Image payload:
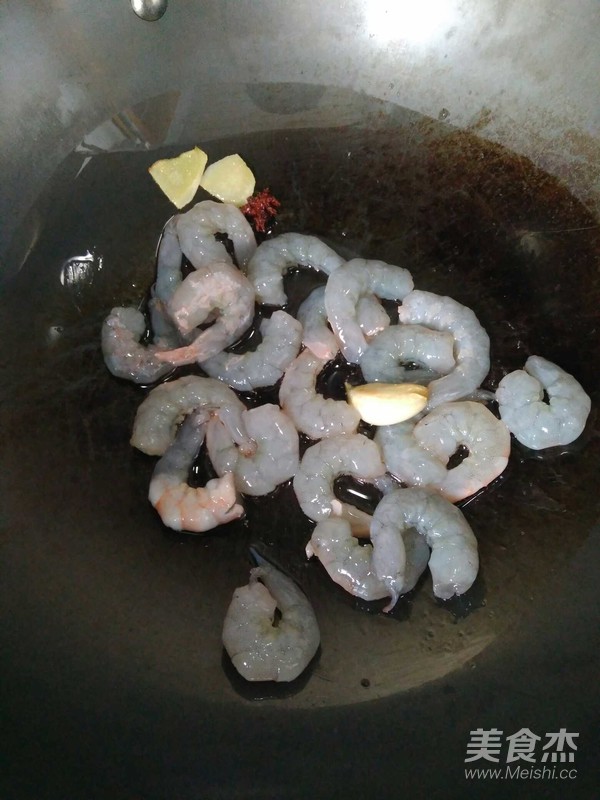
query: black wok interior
1 87 599 799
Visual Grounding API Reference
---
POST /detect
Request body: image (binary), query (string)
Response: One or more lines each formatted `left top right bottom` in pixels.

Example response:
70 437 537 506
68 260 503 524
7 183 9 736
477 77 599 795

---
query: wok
1 2 599 798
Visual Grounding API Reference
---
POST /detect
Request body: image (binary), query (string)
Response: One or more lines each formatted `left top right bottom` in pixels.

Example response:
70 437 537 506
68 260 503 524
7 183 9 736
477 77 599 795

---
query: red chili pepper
241 188 281 233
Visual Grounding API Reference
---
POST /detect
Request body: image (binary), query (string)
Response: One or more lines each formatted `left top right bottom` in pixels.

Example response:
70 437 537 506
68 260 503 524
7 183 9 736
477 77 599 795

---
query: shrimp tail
382 589 400 614
248 546 293 581
249 545 269 567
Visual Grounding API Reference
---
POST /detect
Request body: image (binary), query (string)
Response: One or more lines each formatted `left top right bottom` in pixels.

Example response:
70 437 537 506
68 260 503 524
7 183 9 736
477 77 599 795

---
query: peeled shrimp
222 560 320 682
297 286 390 361
131 375 253 456
206 404 299 496
148 294 182 348
496 355 591 449
397 290 490 407
101 306 174 384
360 323 456 385
201 311 302 391
329 498 375 537
375 401 510 503
370 487 479 606
154 216 184 304
306 518 387 601
149 412 243 532
296 286 339 361
153 202 255 307
293 433 386 522
176 200 256 271
155 261 255 367
247 233 344 306
324 258 413 364
279 349 361 439
306 517 429 602
356 294 392 338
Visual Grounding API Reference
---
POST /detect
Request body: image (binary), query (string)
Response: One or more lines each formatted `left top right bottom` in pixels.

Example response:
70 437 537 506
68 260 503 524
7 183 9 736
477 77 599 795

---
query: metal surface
2 0 600 266
1 2 599 799
131 0 168 22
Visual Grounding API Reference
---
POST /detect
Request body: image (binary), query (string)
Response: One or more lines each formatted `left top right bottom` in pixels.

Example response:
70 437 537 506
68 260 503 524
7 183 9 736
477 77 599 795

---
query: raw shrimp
247 233 344 306
130 375 253 456
201 311 302 391
297 286 390 361
370 487 479 606
155 261 255 367
293 433 386 522
375 401 510 503
206 404 299 496
154 216 184 303
296 286 339 361
496 355 591 449
306 517 429 602
149 412 244 532
324 258 414 363
222 559 320 682
306 518 388 601
397 290 490 407
360 323 456 384
147 294 183 349
279 349 361 439
101 306 174 384
356 294 391 338
176 200 256 271
153 202 255 307
327 474 402 536
329 498 374 537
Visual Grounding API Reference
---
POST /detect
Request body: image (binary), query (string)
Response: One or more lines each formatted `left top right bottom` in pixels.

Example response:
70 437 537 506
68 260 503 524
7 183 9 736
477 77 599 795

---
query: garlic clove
346 382 428 425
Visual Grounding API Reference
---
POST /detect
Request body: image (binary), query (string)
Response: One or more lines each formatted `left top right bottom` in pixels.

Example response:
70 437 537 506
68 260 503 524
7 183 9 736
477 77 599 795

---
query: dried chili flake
241 188 281 232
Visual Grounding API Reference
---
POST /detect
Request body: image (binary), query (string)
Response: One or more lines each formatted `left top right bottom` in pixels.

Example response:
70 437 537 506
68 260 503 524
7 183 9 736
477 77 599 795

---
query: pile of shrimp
102 199 591 683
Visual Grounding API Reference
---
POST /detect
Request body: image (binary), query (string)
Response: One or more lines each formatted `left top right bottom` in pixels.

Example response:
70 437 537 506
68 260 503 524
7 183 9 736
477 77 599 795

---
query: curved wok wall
1 0 599 265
